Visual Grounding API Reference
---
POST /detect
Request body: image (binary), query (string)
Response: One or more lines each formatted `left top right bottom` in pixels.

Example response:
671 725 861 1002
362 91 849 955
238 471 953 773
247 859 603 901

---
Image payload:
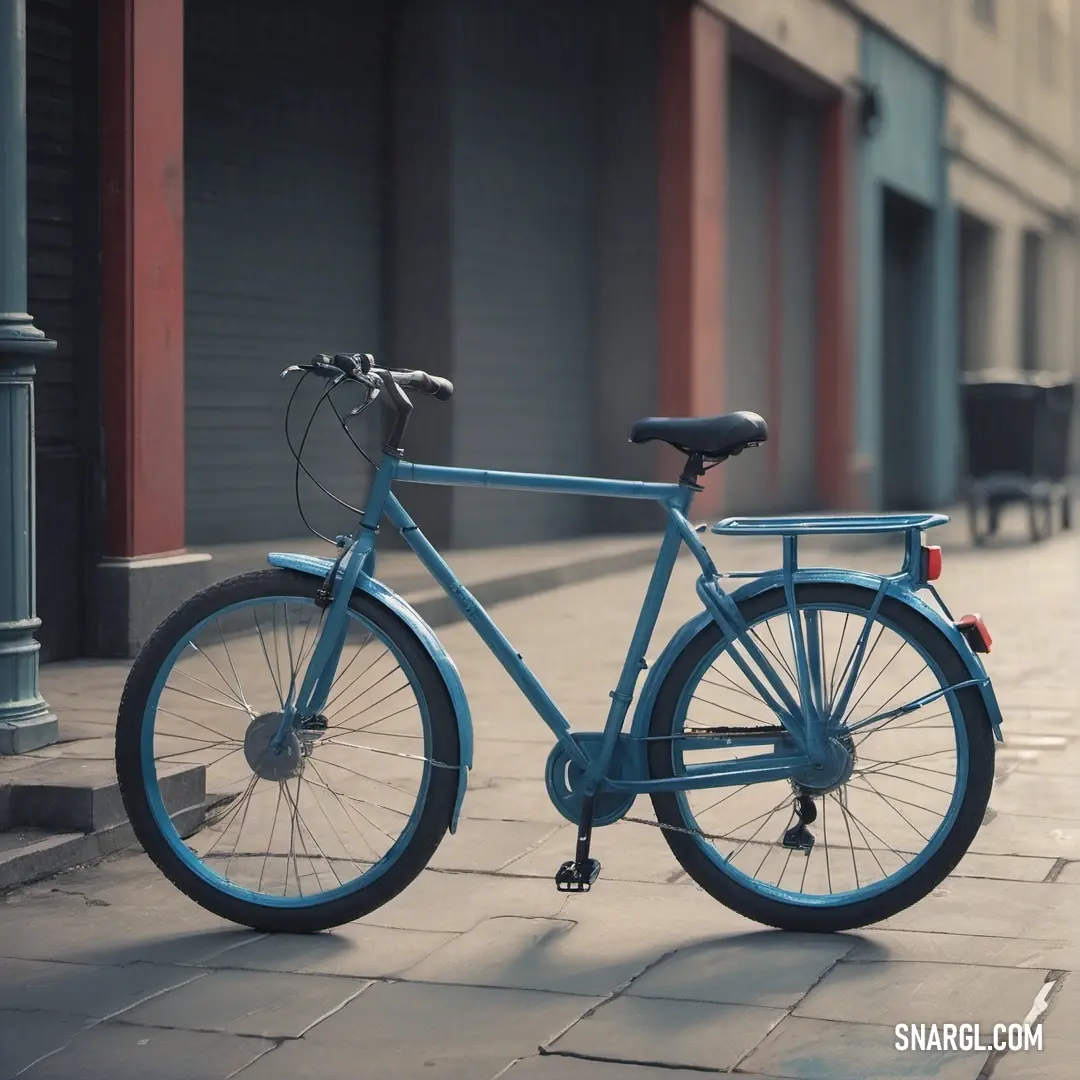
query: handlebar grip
393 370 455 401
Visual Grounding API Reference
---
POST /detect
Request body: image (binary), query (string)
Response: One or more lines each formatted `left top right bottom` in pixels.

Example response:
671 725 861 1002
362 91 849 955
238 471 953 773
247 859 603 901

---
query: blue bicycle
115 353 1001 935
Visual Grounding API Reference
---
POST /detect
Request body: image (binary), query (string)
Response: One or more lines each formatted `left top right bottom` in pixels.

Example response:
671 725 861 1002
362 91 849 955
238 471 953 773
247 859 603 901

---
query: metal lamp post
0 0 57 754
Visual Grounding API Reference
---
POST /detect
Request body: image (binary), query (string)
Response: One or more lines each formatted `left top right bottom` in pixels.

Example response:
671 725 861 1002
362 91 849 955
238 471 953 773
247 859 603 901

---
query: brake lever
346 386 379 417
279 361 345 382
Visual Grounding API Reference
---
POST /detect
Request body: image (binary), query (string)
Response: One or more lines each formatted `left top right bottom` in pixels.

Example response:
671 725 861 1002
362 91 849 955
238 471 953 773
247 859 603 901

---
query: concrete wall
857 29 956 508
714 0 1080 490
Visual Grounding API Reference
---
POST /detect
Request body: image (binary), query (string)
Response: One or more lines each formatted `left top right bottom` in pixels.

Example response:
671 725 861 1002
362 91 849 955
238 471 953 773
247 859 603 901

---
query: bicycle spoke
826 613 850 711
175 657 248 712
257 784 286 893
856 776 931 842
310 753 419 802
253 609 285 708
322 631 377 710
213 621 252 711
156 706 237 745
330 667 406 728
302 758 379 866
844 639 907 721
162 683 250 713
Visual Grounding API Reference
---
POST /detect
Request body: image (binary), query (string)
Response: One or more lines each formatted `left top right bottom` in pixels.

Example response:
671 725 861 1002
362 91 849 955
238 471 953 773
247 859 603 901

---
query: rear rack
708 512 949 586
710 513 949 537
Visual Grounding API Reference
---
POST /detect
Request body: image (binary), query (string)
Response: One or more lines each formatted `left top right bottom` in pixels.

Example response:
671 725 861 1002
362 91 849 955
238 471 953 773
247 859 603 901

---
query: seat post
678 452 707 489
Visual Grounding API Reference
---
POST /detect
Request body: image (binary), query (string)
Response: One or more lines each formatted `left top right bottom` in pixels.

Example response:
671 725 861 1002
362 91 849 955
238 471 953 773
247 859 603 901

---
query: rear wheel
647 583 995 933
116 569 460 933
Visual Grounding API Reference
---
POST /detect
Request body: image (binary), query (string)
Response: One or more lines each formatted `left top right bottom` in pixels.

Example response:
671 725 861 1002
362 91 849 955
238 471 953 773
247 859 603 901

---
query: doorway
880 187 933 510
958 211 995 373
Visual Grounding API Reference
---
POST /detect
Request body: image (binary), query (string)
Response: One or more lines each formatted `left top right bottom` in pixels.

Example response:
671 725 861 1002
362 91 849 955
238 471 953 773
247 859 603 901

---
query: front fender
267 551 475 830
630 569 1003 743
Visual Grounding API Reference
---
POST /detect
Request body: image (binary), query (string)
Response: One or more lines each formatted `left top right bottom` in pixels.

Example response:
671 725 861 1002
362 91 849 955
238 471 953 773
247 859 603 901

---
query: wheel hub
244 712 303 781
790 734 856 795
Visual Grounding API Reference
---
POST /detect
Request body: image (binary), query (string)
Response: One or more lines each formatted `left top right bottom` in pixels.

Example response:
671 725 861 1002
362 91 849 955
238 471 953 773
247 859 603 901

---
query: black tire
116 569 461 933
647 582 996 933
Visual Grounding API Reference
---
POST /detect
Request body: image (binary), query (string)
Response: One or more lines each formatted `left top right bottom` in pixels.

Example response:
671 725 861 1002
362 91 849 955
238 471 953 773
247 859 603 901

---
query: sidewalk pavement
1 510 1078 1079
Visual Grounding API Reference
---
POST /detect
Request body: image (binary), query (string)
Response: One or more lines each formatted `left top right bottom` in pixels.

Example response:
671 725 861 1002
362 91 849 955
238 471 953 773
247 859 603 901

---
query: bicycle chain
620 814 741 844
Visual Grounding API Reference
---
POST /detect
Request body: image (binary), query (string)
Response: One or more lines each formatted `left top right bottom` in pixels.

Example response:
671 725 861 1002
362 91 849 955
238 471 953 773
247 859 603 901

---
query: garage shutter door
449 0 597 547
724 60 820 514
185 0 388 544
27 0 88 661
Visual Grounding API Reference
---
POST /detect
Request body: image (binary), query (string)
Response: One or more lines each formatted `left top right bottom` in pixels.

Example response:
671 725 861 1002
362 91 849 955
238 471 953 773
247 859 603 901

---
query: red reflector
922 545 943 581
957 614 992 654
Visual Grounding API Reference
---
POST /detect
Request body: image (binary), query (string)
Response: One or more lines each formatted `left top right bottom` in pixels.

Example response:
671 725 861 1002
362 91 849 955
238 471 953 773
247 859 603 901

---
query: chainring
544 732 636 827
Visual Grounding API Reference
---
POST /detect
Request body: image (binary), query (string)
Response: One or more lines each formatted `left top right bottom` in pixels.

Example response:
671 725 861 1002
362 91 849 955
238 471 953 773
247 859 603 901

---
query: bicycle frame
272 452 980 806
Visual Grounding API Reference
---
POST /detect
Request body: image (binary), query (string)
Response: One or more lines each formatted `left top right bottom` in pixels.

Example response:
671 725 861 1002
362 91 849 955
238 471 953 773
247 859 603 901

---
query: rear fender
630 570 1003 742
267 551 474 829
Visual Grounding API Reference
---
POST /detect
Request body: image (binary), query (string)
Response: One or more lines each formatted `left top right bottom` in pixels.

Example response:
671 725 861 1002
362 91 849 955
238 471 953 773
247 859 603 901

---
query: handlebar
326 353 454 401
280 351 453 456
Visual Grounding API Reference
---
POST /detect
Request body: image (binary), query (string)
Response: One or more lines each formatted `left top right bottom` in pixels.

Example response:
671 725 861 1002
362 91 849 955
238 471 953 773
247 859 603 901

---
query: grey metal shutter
448 0 597 547
27 0 85 661
724 61 773 514
724 60 820 514
776 95 821 511
185 0 388 545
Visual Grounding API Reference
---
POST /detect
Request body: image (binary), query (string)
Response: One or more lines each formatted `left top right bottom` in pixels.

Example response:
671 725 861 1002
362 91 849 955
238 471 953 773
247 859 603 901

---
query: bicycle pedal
555 859 601 892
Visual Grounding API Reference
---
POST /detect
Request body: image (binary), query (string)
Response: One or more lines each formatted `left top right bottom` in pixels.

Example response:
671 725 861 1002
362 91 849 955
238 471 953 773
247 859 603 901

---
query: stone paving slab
502 820 686 884
0 1010 93 1080
881 877 1080 941
0 959 204 1020
15 1023 274 1080
199 923 456 980
118 968 369 1038
622 932 856 1008
234 982 597 1080
991 974 1080 1080
505 1058 720 1079
791 961 1049 1029
738 1016 987 1080
234 1042 513 1080
843 929 1080 970
545 994 785 1071
430 820 562 873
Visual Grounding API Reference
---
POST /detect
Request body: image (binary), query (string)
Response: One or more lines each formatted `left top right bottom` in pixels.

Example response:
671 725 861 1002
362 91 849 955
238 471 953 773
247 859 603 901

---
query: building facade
5 0 1080 682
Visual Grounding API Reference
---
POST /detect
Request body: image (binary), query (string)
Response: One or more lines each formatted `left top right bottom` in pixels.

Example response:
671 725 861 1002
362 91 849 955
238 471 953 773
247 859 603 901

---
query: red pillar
100 0 186 558
658 2 727 515
816 93 857 509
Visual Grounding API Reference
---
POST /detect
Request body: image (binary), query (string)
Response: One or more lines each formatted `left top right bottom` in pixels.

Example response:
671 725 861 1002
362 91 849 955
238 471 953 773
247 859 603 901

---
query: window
972 0 996 29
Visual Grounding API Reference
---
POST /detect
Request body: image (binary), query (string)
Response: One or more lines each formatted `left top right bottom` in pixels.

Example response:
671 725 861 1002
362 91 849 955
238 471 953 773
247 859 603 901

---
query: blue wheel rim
671 600 970 907
140 594 433 909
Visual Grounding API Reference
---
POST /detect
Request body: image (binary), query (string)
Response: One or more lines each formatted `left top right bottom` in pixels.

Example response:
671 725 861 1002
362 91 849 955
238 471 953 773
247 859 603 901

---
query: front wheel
115 569 461 933
647 583 995 933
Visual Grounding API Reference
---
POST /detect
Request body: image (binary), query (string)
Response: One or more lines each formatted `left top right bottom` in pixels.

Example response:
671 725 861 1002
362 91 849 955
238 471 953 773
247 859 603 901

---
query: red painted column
99 0 186 557
816 93 857 509
658 1 727 515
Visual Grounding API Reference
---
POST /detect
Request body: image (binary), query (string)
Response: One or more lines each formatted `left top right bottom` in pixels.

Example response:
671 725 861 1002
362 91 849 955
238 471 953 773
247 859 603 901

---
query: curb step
0 758 208 892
